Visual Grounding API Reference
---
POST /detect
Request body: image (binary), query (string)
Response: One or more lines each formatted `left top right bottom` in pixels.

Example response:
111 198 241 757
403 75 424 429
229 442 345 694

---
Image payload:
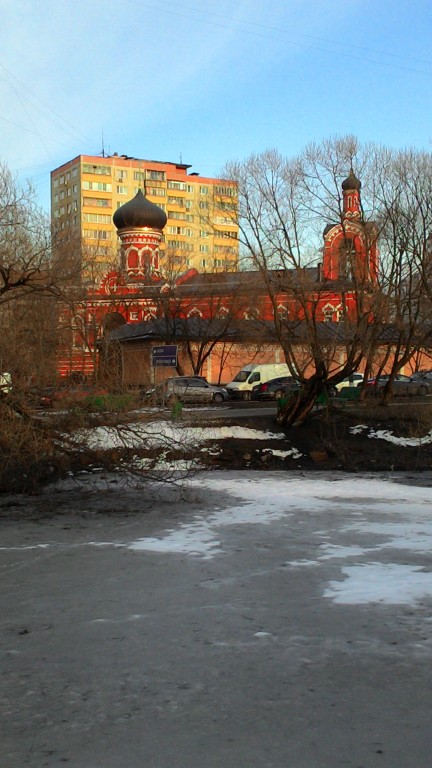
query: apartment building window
134 171 145 181
215 229 237 239
67 204 72 214
54 194 59 204
67 187 72 196
82 181 112 191
83 213 111 223
214 258 225 268
167 226 185 235
146 170 165 181
166 226 194 236
60 175 64 185
168 196 185 206
214 216 232 225
167 240 194 251
83 197 110 207
185 200 192 210
148 187 166 197
83 229 111 240
187 185 194 193
168 210 189 221
117 185 128 194
83 164 111 176
72 167 78 177
199 201 209 210
167 180 187 191
200 186 209 194
66 172 71 182
60 190 65 200
201 259 206 268
214 245 236 254
199 230 209 238
116 170 128 180
73 184 78 194
199 244 209 253
215 185 236 196
53 178 59 188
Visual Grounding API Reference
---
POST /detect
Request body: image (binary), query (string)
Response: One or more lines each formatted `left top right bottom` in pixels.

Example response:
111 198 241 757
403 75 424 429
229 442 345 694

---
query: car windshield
233 371 250 382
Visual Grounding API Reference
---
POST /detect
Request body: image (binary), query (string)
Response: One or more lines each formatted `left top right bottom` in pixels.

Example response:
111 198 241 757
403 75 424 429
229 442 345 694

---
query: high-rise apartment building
50 154 239 278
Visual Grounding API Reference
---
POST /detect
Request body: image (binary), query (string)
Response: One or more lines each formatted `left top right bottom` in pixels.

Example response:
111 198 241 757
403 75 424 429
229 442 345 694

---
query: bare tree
0 162 65 389
223 139 386 425
364 147 432 401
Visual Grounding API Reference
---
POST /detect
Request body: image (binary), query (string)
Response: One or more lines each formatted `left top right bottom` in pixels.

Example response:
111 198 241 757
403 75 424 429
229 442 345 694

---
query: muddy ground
184 402 432 473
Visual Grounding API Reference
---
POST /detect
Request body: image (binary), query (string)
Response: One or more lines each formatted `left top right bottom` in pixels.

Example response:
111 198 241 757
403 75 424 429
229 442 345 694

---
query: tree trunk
276 379 324 427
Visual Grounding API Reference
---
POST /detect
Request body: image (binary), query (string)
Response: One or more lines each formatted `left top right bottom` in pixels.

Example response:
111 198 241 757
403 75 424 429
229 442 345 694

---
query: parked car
144 376 229 404
251 376 300 401
410 370 432 382
365 373 432 397
335 373 364 391
226 363 291 400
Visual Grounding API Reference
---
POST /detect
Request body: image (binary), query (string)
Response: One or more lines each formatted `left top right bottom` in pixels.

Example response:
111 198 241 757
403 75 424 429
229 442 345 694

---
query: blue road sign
152 345 178 367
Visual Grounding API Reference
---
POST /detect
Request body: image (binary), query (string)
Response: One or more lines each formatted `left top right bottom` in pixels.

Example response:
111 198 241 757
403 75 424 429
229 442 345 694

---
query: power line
119 0 432 76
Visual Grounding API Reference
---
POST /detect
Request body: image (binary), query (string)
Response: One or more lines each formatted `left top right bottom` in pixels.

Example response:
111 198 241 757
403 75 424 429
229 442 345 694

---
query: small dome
342 170 361 191
113 189 167 230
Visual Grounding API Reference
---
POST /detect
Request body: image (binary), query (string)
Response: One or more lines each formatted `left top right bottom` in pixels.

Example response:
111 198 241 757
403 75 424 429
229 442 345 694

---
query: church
59 171 379 387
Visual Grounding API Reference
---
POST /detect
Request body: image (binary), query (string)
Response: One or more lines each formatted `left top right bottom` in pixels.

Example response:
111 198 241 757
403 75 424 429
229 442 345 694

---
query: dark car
410 370 432 382
366 373 432 397
251 376 300 401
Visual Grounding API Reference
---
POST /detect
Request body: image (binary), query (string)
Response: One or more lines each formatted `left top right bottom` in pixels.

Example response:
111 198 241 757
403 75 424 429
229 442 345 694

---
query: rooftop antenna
138 159 147 195
180 152 182 164
101 128 106 157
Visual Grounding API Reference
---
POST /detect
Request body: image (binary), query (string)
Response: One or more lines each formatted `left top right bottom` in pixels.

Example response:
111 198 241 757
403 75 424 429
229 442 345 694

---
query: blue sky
2 0 432 212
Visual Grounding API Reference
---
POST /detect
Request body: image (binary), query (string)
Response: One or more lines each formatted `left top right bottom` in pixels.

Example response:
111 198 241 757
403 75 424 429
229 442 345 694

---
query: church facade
58 172 379 386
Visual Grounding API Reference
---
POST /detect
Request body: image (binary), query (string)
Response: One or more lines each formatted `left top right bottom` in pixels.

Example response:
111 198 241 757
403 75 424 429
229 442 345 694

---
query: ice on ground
324 563 432 604
77 423 286 451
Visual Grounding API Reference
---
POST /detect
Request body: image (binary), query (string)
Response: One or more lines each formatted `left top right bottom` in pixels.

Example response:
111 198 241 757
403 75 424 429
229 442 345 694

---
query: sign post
151 345 178 407
151 345 178 368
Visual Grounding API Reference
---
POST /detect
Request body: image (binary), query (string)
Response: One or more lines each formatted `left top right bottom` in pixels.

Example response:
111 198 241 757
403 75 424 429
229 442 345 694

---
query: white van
226 363 290 400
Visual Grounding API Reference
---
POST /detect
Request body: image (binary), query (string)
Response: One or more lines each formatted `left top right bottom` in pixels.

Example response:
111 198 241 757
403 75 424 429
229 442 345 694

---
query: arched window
276 304 288 321
322 303 342 323
143 311 157 321
215 306 230 319
187 307 203 318
339 239 356 279
244 307 261 320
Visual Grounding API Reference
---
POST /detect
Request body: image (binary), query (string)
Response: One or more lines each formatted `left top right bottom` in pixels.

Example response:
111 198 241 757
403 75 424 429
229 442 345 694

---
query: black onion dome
113 189 167 230
342 170 361 191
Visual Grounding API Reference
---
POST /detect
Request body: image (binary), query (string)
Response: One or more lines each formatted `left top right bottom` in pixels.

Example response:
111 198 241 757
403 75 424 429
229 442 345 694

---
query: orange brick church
60 171 379 386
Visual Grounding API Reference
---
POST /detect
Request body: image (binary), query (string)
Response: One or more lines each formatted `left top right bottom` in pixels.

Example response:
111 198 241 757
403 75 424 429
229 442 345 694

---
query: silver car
368 374 432 397
165 377 229 404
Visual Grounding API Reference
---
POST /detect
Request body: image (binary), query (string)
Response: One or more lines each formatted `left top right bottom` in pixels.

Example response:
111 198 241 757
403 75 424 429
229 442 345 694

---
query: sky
2 0 432 213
